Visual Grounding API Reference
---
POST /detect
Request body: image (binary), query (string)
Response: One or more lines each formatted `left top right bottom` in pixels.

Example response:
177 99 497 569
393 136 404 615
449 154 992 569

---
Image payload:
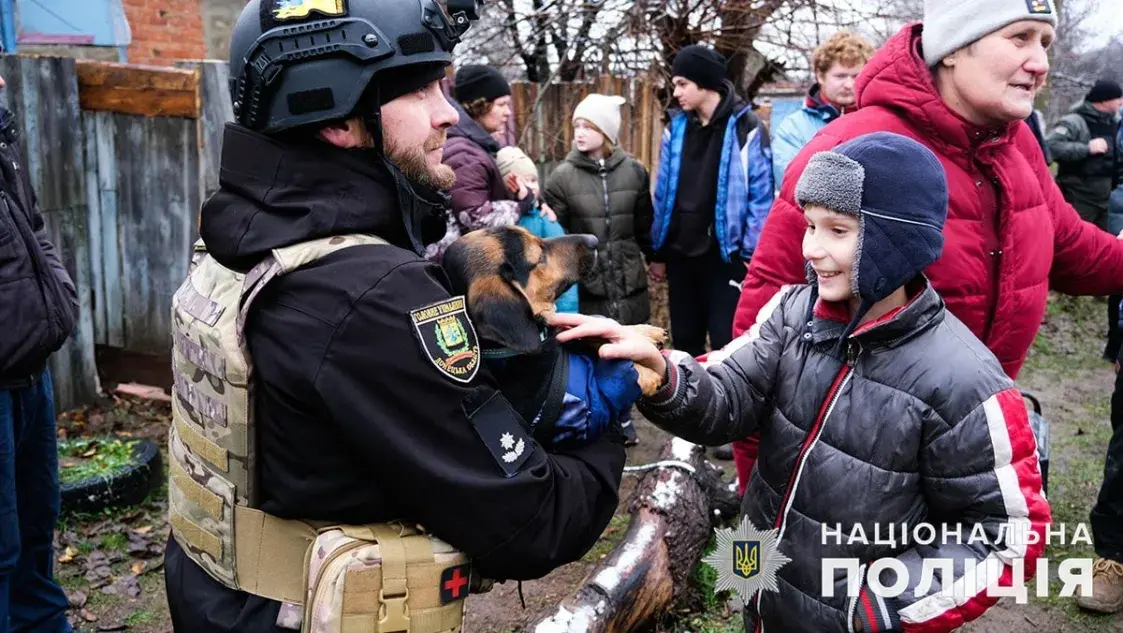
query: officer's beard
384 130 456 192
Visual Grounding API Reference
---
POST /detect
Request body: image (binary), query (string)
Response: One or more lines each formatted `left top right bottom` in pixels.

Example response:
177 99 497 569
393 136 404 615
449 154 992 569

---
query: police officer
163 1 626 631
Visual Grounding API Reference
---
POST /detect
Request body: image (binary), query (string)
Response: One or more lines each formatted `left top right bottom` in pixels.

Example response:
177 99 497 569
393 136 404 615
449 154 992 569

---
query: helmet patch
273 0 347 21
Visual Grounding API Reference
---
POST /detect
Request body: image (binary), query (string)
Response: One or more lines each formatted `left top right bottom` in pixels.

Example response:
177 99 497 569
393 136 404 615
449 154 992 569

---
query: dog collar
480 326 551 360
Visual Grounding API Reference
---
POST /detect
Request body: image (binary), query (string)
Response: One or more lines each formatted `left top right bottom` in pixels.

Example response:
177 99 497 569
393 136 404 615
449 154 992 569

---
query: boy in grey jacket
550 132 1050 633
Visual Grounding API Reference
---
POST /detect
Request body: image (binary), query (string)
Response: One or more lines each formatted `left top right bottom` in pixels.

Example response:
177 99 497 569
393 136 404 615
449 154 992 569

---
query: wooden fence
0 55 228 411
1 58 753 411
507 75 665 178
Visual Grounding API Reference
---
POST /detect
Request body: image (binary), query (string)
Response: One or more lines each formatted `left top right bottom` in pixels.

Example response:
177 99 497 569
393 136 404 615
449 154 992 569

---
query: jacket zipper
599 166 618 316
752 343 857 633
974 138 1004 344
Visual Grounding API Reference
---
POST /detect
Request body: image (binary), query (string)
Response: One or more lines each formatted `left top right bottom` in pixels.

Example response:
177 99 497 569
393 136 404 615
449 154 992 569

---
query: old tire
60 438 162 515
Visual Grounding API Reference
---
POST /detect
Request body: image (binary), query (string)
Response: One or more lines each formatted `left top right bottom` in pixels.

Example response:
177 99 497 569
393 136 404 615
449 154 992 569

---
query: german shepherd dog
441 226 667 403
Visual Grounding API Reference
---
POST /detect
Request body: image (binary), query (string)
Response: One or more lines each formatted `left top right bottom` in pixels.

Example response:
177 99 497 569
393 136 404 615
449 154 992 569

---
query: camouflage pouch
274 523 470 633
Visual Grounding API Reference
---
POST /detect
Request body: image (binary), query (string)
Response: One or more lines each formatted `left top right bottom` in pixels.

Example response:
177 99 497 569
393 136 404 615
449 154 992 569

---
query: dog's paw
628 324 668 348
635 363 665 397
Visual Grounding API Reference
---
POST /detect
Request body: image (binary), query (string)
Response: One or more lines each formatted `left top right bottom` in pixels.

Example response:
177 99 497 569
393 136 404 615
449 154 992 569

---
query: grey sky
1086 1 1123 48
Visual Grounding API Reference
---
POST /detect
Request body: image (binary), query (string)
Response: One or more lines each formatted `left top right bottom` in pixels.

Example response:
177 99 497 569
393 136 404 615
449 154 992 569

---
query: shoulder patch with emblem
1026 0 1052 15
273 0 347 21
463 388 534 477
410 296 481 384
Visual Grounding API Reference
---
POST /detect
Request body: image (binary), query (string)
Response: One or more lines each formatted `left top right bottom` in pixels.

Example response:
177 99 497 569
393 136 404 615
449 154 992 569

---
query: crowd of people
2 0 1123 631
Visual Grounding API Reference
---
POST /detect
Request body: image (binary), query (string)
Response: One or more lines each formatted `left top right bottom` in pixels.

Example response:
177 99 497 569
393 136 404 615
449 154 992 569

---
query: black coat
164 125 625 633
544 148 653 325
0 108 77 387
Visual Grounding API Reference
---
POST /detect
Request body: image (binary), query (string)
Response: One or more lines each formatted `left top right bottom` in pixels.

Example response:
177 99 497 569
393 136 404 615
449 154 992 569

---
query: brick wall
122 0 207 66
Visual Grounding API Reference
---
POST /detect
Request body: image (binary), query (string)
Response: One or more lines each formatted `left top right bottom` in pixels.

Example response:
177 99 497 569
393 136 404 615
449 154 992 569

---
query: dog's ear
469 274 544 353
440 240 473 297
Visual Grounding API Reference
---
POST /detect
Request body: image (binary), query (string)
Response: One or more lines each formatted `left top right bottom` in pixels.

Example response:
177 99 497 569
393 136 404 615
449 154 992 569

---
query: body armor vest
168 234 470 632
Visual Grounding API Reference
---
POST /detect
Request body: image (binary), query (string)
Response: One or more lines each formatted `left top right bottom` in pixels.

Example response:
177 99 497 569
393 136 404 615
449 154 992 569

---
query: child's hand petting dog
548 313 669 396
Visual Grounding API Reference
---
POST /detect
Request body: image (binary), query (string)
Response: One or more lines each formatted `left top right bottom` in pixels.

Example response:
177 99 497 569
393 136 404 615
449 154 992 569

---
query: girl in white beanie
544 93 656 446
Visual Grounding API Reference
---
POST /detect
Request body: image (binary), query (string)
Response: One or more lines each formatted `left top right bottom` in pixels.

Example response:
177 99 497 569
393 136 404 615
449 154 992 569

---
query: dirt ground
53 292 1123 632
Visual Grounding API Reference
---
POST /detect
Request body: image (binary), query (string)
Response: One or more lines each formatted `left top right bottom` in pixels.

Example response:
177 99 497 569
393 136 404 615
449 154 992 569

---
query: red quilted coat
729 23 1123 490
735 22 1123 378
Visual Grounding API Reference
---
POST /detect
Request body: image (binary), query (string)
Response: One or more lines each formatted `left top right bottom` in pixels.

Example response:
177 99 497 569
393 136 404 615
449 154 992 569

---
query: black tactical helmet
229 0 481 133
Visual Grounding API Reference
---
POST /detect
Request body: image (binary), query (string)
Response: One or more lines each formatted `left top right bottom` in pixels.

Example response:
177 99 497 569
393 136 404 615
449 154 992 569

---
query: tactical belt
170 419 464 632
171 503 464 633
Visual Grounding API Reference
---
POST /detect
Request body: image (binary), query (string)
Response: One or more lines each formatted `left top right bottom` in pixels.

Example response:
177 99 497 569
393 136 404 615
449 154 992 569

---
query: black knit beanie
1087 79 1123 104
671 45 727 92
454 64 511 104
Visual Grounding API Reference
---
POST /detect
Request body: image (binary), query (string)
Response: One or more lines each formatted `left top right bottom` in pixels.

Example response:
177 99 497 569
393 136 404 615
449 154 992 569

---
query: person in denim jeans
0 66 78 631
0 373 71 632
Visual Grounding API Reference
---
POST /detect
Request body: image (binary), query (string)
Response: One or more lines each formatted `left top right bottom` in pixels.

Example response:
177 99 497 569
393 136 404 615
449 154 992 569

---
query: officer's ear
468 272 544 353
318 116 372 148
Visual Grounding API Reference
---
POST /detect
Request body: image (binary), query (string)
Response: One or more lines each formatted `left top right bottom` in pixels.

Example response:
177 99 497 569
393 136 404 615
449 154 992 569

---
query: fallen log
528 438 740 632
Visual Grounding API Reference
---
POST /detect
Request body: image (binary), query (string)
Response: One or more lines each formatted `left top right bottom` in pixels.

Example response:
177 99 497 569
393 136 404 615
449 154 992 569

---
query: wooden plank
177 61 233 203
92 112 125 347
77 59 201 119
83 115 106 346
115 114 200 355
0 55 100 410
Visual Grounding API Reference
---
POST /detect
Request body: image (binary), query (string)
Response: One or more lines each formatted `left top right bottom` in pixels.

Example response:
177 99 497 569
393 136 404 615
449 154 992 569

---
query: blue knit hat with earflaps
795 132 949 353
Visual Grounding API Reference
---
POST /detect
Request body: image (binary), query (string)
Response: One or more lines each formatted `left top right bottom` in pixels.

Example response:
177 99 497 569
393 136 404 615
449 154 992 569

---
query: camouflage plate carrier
169 234 470 632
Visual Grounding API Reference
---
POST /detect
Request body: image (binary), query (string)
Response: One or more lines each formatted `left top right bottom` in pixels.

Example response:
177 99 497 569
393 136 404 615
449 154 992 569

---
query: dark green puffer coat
544 148 654 325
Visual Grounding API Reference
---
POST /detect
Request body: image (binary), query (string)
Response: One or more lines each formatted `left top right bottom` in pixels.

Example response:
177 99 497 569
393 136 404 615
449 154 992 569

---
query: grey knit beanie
922 0 1058 67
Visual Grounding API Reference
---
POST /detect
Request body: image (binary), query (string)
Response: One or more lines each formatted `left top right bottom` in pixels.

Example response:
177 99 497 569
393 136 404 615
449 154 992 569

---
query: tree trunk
525 439 739 632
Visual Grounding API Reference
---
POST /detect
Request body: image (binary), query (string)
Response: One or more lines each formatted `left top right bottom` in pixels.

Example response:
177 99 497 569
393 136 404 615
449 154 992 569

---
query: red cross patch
440 563 472 604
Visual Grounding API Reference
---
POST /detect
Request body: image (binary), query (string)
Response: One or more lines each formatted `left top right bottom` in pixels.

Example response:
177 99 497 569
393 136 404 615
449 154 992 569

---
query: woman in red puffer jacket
729 15 1123 494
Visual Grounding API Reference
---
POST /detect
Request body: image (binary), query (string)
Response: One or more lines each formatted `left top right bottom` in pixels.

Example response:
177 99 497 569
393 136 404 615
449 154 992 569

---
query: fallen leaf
80 608 98 623
130 561 146 575
133 525 153 535
120 574 142 598
81 448 97 458
58 546 79 564
96 621 127 632
84 550 113 584
85 519 113 537
66 589 88 608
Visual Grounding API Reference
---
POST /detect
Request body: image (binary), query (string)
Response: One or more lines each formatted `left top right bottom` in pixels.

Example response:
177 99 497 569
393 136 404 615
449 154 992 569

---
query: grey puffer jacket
640 283 1050 633
543 148 654 325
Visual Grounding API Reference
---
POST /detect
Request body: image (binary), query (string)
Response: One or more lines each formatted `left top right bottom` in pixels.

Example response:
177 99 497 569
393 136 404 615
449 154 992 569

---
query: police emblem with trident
703 516 791 603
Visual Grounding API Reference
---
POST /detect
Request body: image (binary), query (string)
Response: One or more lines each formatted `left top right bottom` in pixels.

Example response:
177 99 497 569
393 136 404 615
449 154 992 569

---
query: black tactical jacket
164 125 626 633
